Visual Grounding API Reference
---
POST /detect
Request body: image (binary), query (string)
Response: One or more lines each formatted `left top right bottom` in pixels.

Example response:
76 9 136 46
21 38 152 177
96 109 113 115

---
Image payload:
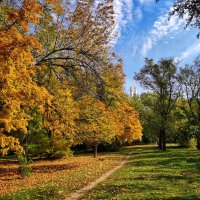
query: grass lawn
0 152 125 200
83 145 200 200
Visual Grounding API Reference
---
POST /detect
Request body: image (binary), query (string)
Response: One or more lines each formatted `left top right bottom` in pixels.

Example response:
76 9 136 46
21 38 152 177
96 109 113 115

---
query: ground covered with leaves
0 153 125 200
83 145 200 200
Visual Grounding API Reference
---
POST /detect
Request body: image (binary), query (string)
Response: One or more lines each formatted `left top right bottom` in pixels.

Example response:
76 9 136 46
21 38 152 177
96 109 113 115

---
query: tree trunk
158 130 163 150
94 144 98 158
159 128 166 151
162 129 166 151
196 137 200 150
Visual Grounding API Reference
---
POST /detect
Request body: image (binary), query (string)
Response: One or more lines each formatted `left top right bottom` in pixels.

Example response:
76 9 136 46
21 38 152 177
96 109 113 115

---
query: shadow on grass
0 163 78 181
163 196 200 200
128 149 200 174
84 181 200 200
0 186 66 200
83 145 200 200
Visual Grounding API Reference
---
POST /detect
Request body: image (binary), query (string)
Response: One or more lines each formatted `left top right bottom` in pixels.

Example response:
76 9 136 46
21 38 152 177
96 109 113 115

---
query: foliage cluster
0 0 142 167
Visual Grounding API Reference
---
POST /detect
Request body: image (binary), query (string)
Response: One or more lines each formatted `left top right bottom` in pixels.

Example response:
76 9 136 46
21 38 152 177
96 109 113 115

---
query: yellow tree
34 0 116 96
39 67 78 157
0 0 72 156
77 96 116 157
0 0 51 155
97 57 142 144
94 56 126 104
114 103 143 143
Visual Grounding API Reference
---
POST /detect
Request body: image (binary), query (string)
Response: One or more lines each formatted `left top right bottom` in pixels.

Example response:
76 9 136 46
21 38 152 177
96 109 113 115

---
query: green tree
179 56 200 149
170 0 200 37
134 58 181 151
129 93 159 144
171 98 195 148
157 0 200 37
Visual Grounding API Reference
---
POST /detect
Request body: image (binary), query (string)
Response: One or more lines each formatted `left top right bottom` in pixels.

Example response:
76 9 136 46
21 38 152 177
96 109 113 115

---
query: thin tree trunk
94 144 98 158
162 129 166 151
196 137 200 150
159 130 163 150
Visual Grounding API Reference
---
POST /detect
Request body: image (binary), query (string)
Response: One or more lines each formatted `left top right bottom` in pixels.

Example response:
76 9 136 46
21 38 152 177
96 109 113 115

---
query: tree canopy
155 0 200 37
134 58 181 150
0 0 142 158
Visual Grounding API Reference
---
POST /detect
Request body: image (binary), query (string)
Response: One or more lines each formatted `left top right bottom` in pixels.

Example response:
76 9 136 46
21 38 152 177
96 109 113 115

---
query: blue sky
111 0 200 93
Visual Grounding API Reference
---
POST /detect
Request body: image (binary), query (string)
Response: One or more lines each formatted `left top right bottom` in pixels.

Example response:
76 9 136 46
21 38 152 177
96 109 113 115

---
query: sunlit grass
83 145 200 200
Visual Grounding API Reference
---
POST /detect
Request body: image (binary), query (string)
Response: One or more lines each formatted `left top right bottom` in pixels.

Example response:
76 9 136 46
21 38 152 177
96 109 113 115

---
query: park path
65 156 130 200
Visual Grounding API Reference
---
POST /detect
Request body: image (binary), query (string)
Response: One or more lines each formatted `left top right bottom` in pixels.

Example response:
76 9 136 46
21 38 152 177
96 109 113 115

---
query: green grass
83 145 200 200
0 186 63 200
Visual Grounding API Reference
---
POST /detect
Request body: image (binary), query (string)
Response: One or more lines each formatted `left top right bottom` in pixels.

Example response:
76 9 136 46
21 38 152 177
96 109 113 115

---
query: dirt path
65 156 130 200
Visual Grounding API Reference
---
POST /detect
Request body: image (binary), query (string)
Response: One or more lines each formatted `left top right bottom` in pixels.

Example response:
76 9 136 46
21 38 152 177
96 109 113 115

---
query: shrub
51 149 73 159
18 154 32 178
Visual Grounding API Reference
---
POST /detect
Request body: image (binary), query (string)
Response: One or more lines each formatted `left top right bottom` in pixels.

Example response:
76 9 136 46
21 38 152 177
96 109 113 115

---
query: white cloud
124 0 133 22
141 10 186 56
139 0 154 5
111 0 133 45
134 7 143 21
174 42 200 63
142 38 153 56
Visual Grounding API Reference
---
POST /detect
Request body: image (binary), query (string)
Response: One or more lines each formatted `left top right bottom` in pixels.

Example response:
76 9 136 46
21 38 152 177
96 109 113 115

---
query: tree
0 0 75 157
0 0 50 156
171 98 195 148
0 0 141 161
76 96 116 157
113 102 142 143
34 0 116 93
129 93 160 144
169 0 200 37
134 58 181 151
39 68 78 157
179 55 200 149
156 0 200 37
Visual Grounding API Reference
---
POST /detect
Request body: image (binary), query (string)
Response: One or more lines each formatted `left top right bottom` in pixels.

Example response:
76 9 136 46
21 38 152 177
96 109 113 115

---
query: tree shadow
0 163 78 181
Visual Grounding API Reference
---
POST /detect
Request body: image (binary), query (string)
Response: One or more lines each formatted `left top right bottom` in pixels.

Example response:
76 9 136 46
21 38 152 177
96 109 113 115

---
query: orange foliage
42 70 78 144
0 0 142 156
77 96 142 145
0 1 50 155
113 103 143 143
77 96 116 145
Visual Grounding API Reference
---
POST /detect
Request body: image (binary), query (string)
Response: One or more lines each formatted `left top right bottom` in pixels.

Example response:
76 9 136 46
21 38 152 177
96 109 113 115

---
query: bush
189 138 197 148
27 129 50 157
18 154 32 178
51 149 73 159
177 133 196 148
176 130 192 148
47 139 73 158
196 135 200 150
